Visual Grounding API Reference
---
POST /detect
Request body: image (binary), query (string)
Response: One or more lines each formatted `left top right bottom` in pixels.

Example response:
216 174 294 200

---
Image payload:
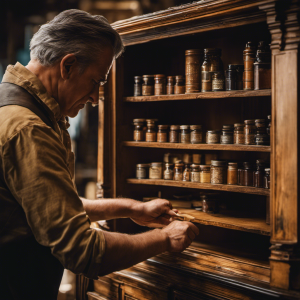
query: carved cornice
260 0 300 51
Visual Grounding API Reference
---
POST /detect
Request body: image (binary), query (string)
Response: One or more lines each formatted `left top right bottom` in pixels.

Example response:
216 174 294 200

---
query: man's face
58 46 114 118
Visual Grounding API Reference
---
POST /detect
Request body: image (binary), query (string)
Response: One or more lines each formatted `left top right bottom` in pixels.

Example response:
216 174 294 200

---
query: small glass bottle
234 123 245 144
157 125 168 143
244 119 256 145
211 160 227 184
166 76 175 95
190 125 203 144
202 49 212 92
134 76 142 96
164 163 174 180
190 164 200 182
225 65 237 91
180 125 190 144
220 124 234 144
254 160 266 188
133 119 146 141
145 122 157 142
149 162 163 179
174 161 184 181
154 74 166 95
200 165 211 183
183 164 191 181
264 168 270 189
142 75 154 96
212 72 224 91
243 162 254 186
136 164 149 179
174 76 185 94
206 130 220 144
169 125 180 143
227 162 238 185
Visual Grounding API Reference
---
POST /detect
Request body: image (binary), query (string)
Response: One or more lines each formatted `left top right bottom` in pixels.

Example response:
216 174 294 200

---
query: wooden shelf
127 179 270 196
173 208 270 236
124 89 271 102
123 141 271 152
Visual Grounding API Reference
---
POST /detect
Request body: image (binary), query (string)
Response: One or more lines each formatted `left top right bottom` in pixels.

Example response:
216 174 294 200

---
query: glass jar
133 119 146 141
234 123 245 144
174 76 185 94
243 162 254 186
244 120 256 145
164 163 174 180
173 161 184 181
154 74 166 95
200 165 211 183
225 64 237 91
149 162 163 179
212 72 224 91
220 124 234 144
180 125 190 144
142 75 154 96
202 49 212 92
169 125 180 143
183 164 191 181
185 49 202 93
136 164 149 179
211 160 227 184
145 122 157 142
264 168 270 189
134 76 142 96
166 76 175 95
206 130 220 144
190 164 200 182
201 194 219 214
254 160 266 188
190 125 203 144
157 125 168 143
227 162 238 185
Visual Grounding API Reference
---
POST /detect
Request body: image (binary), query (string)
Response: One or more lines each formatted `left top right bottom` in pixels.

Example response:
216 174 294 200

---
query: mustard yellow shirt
0 62 105 279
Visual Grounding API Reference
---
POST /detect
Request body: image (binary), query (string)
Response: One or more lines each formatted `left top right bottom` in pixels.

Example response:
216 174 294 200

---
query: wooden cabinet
81 0 300 299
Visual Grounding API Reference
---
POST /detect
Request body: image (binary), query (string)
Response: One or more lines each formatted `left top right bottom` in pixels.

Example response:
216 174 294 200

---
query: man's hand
131 199 177 227
161 220 199 252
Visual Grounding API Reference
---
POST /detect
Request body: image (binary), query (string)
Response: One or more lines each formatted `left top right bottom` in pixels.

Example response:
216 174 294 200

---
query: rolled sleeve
2 123 105 278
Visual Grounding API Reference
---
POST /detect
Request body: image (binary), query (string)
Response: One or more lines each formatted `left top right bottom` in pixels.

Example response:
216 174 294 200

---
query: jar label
134 131 144 141
180 133 190 144
200 172 211 183
136 169 146 179
191 172 200 182
174 173 183 181
191 132 203 144
212 79 224 91
146 132 157 142
157 132 168 143
234 133 245 144
164 170 173 180
245 134 256 145
206 133 220 144
149 167 162 179
220 135 233 144
142 85 154 96
154 84 165 95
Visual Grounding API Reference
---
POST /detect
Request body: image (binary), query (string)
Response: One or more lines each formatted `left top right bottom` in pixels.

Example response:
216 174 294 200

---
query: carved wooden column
260 0 300 290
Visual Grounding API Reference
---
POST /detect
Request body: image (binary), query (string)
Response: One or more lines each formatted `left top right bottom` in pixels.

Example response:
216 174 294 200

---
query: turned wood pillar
261 0 300 290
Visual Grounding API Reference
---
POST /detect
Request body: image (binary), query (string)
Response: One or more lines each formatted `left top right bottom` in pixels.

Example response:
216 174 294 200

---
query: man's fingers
189 223 200 236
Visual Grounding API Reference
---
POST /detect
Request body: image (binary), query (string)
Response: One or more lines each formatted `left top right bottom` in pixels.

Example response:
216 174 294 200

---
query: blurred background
0 0 190 299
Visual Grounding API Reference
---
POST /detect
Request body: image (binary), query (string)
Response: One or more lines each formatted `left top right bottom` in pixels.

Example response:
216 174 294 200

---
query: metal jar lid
136 163 150 168
170 125 180 130
200 165 211 171
143 75 154 78
154 74 166 79
222 124 234 130
211 160 227 167
207 130 220 134
228 162 238 169
150 162 163 167
133 118 147 123
244 119 255 125
180 125 190 130
234 123 244 127
190 125 202 130
157 125 169 130
190 164 200 170
185 49 203 55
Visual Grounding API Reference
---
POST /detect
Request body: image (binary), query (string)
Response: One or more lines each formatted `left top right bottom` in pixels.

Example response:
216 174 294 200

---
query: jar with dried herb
154 74 166 95
142 75 154 96
149 162 163 179
211 160 227 184
190 164 200 182
174 161 184 181
244 120 256 145
200 165 211 183
190 125 203 144
166 76 175 95
180 125 190 144
185 49 202 93
157 125 168 143
183 164 191 181
134 76 142 96
169 125 180 143
133 119 146 141
227 162 238 185
220 124 234 144
206 130 220 144
174 76 185 94
212 72 224 91
145 121 157 142
136 164 149 179
234 123 245 144
164 163 174 180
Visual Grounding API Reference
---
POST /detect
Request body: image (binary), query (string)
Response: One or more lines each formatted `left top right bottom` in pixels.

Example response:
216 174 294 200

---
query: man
0 10 199 299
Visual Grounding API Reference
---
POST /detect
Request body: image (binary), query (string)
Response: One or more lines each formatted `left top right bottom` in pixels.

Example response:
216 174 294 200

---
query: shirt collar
2 62 62 121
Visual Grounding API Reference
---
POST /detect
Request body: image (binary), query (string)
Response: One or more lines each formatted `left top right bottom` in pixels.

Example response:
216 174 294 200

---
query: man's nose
90 85 100 106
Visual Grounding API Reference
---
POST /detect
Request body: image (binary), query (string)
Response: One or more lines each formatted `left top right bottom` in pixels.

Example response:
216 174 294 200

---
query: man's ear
60 54 77 80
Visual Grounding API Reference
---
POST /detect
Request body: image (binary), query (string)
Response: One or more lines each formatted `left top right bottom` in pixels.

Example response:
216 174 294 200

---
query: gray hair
30 9 124 71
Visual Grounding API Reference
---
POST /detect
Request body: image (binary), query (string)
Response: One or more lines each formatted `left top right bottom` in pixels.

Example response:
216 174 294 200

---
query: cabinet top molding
112 0 272 46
